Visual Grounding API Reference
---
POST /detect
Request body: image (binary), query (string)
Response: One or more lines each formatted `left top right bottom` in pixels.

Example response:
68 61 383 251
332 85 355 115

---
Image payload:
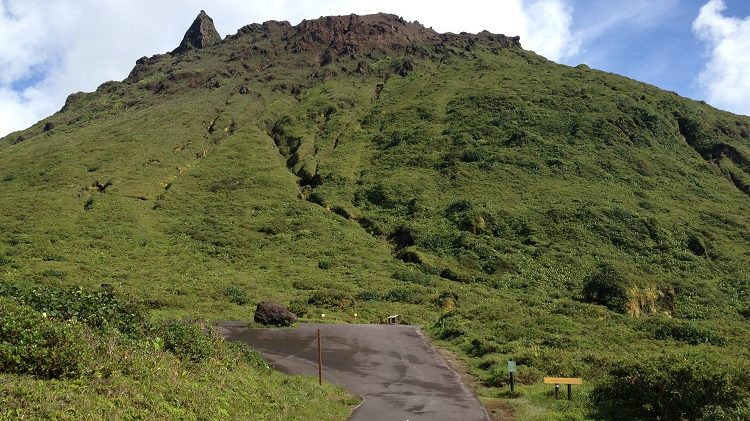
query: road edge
414 327 494 421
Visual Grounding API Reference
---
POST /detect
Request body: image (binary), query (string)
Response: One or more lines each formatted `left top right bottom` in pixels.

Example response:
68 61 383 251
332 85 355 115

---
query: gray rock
172 10 222 54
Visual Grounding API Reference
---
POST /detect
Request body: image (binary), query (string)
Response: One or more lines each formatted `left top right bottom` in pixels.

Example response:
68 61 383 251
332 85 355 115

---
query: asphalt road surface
219 322 490 421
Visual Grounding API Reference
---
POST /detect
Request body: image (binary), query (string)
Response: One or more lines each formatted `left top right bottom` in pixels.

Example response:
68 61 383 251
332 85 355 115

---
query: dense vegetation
1 12 749 420
0 282 355 419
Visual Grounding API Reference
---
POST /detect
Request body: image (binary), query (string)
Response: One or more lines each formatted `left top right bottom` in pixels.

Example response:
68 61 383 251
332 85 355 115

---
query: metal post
510 372 515 393
567 384 572 400
317 329 322 385
555 384 559 400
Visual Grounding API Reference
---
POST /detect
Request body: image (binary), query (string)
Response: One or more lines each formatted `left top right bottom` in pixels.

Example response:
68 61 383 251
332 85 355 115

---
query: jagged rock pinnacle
172 10 222 54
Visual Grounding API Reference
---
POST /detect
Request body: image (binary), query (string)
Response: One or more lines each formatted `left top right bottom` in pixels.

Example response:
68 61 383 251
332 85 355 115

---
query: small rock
43 122 55 132
239 86 250 94
254 301 297 326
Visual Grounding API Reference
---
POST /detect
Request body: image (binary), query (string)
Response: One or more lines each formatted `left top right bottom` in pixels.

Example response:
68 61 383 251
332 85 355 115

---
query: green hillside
1 11 749 420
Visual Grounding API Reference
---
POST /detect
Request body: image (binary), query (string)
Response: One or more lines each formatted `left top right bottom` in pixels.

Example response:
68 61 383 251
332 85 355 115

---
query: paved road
219 322 490 421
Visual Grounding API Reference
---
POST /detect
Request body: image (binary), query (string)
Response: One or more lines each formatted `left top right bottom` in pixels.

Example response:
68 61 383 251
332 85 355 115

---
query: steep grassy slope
1 12 750 419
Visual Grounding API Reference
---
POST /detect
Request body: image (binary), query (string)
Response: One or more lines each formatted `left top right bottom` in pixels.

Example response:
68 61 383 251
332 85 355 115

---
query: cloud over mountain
694 0 750 115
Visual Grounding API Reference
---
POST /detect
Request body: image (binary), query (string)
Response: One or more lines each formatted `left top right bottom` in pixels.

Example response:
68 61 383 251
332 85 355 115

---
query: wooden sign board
543 377 583 385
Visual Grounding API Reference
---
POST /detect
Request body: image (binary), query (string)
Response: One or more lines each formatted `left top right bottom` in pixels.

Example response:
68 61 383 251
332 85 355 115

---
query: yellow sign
543 377 583 385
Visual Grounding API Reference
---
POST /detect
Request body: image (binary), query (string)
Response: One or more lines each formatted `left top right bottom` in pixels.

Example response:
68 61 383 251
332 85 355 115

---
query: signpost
317 329 323 385
507 360 517 393
543 377 582 400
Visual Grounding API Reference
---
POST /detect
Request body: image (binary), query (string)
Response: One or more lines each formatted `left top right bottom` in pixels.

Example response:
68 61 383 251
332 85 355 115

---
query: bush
467 337 501 357
258 218 288 235
384 287 426 304
516 365 544 385
355 290 380 301
0 284 147 336
152 321 219 363
224 285 249 305
592 352 750 420
484 363 509 387
581 263 630 312
307 289 355 310
392 268 435 286
286 299 310 317
461 148 483 163
640 317 726 346
392 58 414 77
0 298 91 379
433 312 466 339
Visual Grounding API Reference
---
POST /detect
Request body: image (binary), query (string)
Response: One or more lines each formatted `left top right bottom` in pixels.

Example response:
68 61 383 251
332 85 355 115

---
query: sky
1 0 750 137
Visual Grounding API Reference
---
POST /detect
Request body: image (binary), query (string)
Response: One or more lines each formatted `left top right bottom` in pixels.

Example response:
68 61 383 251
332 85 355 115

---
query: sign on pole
507 360 517 373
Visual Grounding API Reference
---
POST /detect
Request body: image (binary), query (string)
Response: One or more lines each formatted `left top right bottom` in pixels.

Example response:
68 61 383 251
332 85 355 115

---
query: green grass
0 284 356 420
1 16 750 419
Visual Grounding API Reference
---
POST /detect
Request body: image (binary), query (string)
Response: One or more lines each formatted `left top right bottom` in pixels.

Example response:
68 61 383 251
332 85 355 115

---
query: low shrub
433 312 466 339
640 316 727 346
286 299 310 317
355 290 380 301
592 351 750 420
383 287 426 304
224 285 249 305
152 321 219 363
0 283 147 336
258 218 288 235
581 263 630 312
467 337 501 357
392 268 435 286
291 280 316 290
0 297 92 379
307 289 355 310
515 365 544 385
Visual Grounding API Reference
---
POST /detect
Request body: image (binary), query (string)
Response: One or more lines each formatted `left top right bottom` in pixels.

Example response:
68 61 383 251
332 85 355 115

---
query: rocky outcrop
254 302 297 326
172 10 222 54
290 13 440 55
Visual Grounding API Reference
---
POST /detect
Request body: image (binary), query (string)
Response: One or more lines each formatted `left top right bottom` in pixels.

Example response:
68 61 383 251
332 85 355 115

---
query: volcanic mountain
1 10 749 420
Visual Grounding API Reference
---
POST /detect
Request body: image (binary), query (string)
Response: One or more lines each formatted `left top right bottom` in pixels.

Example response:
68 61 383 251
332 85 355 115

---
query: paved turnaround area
219 322 489 421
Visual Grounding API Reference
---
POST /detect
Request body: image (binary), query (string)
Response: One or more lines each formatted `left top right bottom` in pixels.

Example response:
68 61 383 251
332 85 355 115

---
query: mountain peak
172 10 222 54
291 13 440 54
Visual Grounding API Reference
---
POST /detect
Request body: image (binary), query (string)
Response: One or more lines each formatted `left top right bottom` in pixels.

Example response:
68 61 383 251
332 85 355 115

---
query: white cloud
523 0 580 61
693 0 750 115
0 0 578 137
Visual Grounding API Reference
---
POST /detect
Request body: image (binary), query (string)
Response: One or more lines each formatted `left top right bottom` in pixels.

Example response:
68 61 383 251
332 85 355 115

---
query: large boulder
254 302 297 326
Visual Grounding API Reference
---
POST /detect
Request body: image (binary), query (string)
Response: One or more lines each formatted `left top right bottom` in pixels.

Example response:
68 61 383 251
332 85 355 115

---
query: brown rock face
291 13 440 55
172 10 222 54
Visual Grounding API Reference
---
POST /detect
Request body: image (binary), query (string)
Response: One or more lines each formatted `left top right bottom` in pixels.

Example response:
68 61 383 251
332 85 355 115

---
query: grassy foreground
0 284 356 420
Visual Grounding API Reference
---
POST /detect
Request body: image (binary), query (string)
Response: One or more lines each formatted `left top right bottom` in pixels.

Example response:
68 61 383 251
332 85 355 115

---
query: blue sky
1 0 750 136
571 0 750 99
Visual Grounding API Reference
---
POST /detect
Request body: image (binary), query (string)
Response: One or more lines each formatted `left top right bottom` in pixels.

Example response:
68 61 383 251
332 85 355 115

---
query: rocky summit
172 10 222 54
1 9 750 421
